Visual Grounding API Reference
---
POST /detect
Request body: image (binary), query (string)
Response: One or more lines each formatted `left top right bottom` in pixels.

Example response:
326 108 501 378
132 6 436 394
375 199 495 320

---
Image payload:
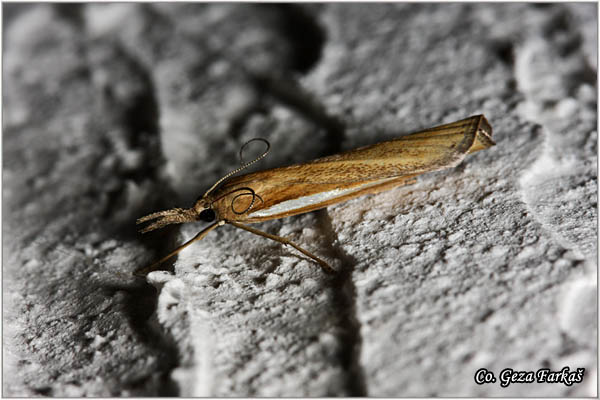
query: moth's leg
227 220 336 274
135 220 225 276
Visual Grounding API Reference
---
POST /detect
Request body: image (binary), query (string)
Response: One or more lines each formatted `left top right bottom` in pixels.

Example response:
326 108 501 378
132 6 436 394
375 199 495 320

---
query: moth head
193 198 216 223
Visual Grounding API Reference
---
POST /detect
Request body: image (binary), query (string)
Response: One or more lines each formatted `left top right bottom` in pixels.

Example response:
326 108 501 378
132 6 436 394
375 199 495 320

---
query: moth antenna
208 186 264 215
203 138 270 198
230 187 264 215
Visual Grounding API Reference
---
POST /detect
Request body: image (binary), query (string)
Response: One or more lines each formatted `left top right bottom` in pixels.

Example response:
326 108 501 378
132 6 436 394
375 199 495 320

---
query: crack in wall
257 4 326 75
317 209 368 396
78 10 184 395
3 4 187 395
161 4 346 157
248 73 346 156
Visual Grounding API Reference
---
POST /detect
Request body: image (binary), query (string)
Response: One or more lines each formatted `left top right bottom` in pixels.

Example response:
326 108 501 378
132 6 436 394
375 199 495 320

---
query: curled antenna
209 186 264 214
203 138 270 198
231 188 264 215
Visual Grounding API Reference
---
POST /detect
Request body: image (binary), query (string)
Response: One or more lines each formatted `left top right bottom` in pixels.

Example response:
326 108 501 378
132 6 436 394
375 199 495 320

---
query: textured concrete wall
3 3 596 396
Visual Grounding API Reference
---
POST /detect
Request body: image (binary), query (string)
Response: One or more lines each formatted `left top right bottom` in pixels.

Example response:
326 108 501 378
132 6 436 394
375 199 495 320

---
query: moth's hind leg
227 221 336 274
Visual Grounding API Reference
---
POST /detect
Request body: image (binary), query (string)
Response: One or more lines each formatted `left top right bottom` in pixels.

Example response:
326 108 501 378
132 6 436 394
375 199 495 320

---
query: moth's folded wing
310 114 494 178
216 115 494 221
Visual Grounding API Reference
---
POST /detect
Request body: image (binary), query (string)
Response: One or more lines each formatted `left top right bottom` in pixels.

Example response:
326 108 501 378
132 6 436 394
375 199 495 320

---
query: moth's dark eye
199 209 216 222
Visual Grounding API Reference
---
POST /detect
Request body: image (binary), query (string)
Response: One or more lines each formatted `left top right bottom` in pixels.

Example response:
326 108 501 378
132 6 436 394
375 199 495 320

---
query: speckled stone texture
3 3 596 396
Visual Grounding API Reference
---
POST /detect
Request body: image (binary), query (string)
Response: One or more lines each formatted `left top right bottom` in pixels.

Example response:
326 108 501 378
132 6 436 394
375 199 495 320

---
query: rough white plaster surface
3 3 597 396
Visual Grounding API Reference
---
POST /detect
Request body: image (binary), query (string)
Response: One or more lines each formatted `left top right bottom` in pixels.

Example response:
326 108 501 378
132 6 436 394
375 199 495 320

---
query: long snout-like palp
136 208 197 233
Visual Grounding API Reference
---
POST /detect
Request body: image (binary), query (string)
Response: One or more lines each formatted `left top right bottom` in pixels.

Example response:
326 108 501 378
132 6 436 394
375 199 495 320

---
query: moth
136 115 494 275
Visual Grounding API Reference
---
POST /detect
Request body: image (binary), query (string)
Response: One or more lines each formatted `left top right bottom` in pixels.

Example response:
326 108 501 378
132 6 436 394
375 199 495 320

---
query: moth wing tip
476 115 495 147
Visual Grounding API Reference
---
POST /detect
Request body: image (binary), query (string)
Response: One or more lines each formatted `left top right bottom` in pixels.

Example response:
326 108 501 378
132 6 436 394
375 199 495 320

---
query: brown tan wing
211 115 493 222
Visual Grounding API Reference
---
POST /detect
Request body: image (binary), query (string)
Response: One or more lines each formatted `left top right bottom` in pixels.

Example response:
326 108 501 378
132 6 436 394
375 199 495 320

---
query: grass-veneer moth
136 114 494 275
